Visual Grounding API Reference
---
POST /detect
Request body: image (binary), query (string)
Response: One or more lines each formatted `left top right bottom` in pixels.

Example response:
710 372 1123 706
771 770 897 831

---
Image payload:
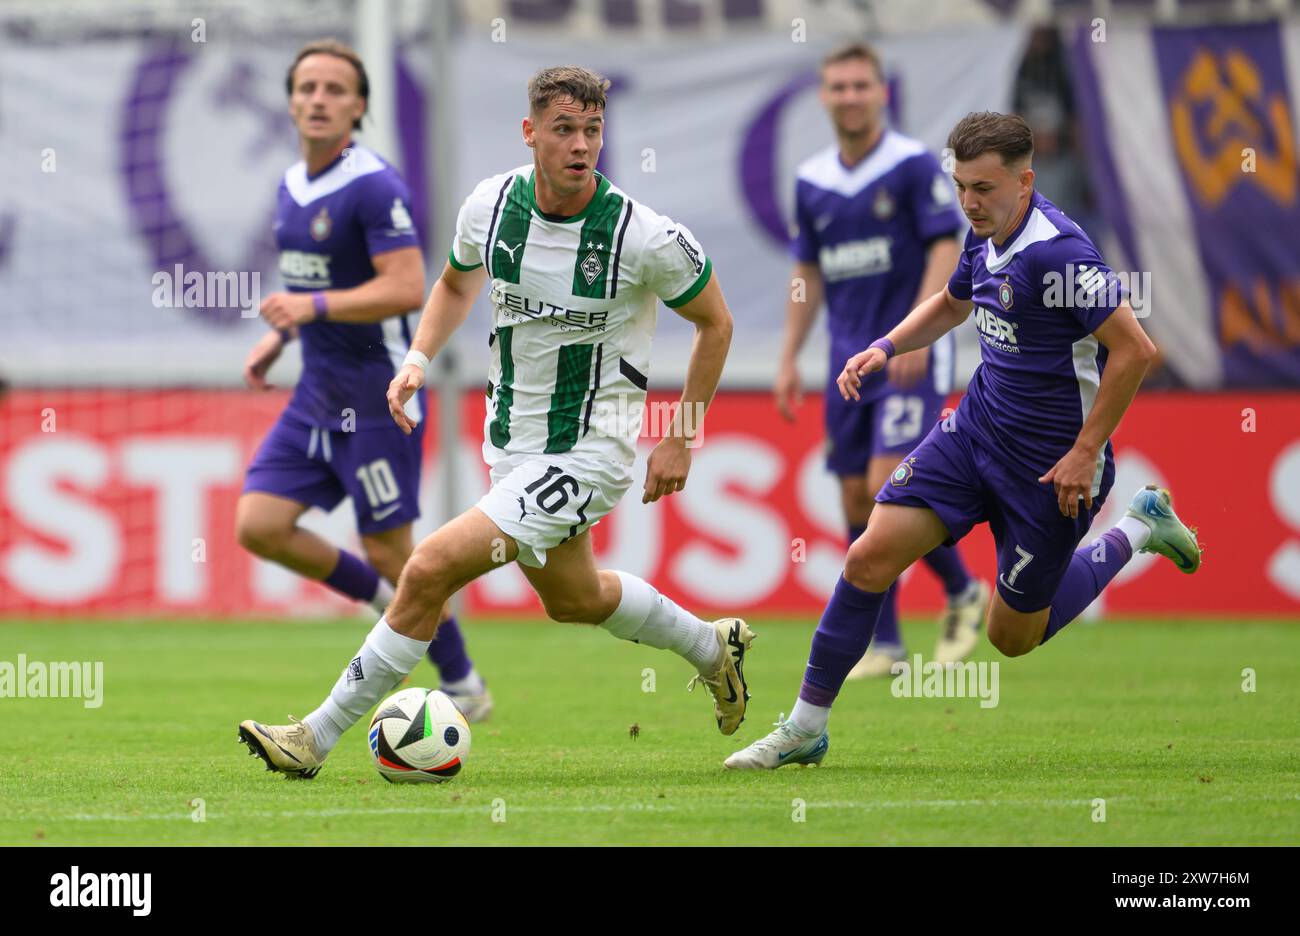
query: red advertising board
1 389 1297 617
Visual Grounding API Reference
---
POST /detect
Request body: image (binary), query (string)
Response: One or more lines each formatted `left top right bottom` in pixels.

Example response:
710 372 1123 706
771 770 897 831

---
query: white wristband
403 349 430 373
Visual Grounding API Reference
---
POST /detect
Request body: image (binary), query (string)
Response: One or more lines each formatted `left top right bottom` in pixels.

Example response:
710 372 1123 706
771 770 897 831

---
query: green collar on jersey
527 169 611 224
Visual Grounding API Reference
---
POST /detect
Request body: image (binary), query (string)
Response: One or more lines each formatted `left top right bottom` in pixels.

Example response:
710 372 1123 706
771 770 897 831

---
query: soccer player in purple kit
776 43 988 677
728 111 1202 769
237 40 491 722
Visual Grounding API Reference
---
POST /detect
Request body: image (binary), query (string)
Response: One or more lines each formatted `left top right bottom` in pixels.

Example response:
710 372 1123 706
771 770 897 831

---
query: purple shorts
825 381 949 476
875 418 1114 613
243 409 423 535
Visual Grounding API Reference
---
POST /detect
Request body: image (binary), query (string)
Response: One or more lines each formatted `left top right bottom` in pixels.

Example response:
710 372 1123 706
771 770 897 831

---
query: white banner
0 30 1023 387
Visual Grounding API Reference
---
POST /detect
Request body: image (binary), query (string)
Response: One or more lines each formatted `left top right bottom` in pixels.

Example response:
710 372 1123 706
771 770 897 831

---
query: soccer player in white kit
239 66 753 778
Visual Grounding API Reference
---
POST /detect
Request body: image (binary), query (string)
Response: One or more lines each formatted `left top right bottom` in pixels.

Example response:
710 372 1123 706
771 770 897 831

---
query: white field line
26 793 1300 823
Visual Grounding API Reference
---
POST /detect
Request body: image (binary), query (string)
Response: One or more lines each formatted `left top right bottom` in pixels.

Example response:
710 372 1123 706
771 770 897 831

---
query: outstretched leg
988 485 1202 655
724 502 948 770
360 525 491 722
520 530 755 735
238 508 515 778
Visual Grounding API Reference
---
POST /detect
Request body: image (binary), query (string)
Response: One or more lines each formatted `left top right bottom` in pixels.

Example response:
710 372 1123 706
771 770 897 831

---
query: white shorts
475 447 634 568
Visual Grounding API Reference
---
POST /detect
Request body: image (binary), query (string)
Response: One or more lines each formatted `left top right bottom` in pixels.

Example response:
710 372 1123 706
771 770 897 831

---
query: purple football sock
426 615 474 683
922 543 972 597
871 583 902 648
847 522 899 647
1041 529 1133 644
799 575 888 707
322 549 381 603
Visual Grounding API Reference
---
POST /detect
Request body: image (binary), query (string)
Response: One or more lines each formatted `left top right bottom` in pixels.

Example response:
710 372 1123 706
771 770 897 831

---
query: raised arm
837 287 973 402
259 246 426 328
887 237 961 388
385 260 487 433
311 247 426 323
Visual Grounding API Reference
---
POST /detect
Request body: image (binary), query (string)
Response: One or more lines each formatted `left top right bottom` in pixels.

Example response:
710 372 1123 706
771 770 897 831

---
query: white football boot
846 644 906 680
934 579 990 665
443 686 494 724
238 717 326 779
687 618 755 735
724 716 829 770
1124 485 1202 574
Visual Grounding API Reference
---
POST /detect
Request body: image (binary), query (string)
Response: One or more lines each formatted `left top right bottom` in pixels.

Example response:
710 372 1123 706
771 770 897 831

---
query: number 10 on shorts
356 459 399 508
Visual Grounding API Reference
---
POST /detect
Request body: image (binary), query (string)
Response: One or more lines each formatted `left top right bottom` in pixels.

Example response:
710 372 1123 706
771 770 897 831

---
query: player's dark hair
820 42 884 81
285 39 369 131
947 112 1034 168
528 66 610 117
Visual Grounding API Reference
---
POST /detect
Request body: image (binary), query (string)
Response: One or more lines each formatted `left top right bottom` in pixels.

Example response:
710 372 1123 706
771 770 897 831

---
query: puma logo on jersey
974 306 1018 346
495 239 521 261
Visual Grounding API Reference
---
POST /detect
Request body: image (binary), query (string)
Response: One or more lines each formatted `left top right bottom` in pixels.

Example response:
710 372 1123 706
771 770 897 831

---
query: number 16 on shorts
476 452 633 566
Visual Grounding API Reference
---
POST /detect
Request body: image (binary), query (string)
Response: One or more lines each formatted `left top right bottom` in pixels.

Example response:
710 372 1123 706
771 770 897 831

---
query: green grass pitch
1 616 1297 845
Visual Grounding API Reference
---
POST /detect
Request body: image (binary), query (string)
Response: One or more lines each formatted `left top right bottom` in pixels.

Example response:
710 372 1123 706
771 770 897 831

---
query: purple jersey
275 143 422 430
946 191 1128 487
791 130 963 402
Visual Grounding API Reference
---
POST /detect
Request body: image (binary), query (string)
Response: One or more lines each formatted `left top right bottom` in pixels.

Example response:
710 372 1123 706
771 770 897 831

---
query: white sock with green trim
304 616 429 756
600 571 721 674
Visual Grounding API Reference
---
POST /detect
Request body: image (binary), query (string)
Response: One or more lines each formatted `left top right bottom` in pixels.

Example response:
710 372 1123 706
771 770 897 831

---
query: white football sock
948 579 982 607
303 616 430 756
1116 516 1152 551
790 698 830 736
441 669 484 695
600 571 722 674
369 578 396 613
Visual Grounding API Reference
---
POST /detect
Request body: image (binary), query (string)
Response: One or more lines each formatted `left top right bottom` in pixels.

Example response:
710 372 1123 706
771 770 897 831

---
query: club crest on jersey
891 457 916 487
581 250 604 285
998 279 1014 310
873 186 895 220
310 206 332 241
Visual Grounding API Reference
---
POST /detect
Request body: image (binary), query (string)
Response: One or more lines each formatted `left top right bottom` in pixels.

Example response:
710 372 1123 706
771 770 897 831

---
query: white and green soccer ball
368 687 470 784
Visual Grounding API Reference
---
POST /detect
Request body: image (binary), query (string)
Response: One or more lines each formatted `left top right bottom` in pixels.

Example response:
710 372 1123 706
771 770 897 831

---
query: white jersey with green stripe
449 165 712 466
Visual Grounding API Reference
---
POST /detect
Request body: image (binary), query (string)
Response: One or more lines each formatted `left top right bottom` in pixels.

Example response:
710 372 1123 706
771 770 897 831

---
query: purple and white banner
0 28 1022 387
1072 18 1300 388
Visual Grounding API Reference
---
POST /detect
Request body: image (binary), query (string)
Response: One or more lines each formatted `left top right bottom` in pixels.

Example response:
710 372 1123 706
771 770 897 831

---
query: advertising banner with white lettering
0 26 1021 388
1070 18 1300 389
3 389 1298 617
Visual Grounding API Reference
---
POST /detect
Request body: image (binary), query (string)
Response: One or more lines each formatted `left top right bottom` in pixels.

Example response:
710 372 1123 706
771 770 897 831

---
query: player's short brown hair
285 39 369 131
528 66 610 117
947 112 1035 168
820 42 884 81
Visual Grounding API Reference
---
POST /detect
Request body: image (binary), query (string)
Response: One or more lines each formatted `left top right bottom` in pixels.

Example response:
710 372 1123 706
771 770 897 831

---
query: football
367 688 470 784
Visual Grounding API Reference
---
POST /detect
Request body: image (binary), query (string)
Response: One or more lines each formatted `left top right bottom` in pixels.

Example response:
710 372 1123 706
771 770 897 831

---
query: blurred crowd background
2 0 1297 619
